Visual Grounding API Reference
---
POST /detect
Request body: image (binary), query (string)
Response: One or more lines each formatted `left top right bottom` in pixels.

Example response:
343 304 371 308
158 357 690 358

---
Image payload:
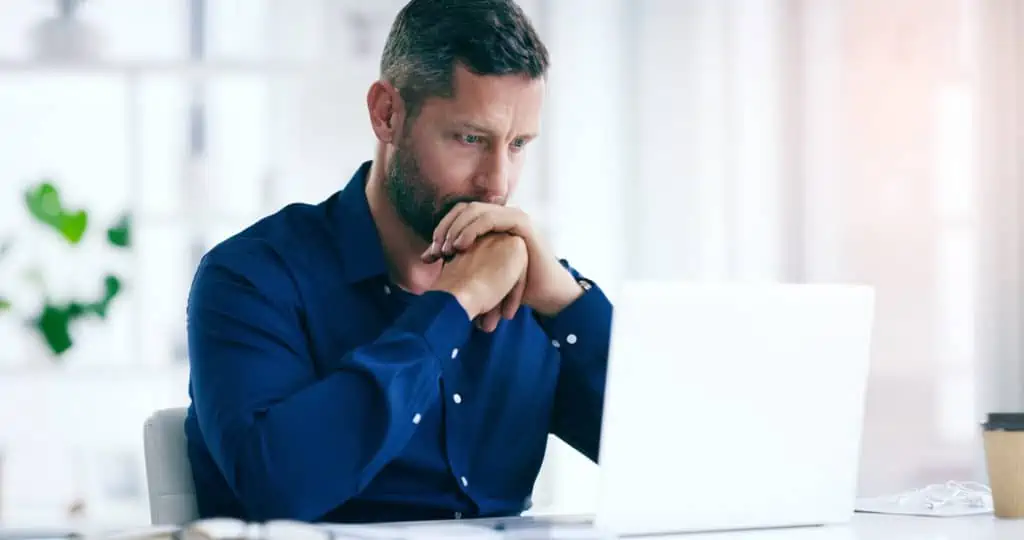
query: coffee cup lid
984 413 1024 431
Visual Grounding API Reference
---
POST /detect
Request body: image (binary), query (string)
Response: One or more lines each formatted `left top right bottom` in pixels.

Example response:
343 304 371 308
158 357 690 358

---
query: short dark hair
381 0 550 118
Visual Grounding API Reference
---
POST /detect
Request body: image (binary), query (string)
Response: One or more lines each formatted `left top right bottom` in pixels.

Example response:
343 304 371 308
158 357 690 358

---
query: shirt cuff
535 281 613 361
392 290 474 359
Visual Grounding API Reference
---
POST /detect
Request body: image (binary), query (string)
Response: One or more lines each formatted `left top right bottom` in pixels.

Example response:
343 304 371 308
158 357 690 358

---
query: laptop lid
594 282 874 536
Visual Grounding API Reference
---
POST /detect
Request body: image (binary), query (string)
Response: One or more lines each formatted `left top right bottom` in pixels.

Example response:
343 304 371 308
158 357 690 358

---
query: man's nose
475 152 510 203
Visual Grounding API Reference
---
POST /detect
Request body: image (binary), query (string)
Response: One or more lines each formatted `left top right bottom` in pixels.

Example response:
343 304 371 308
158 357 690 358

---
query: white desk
326 513 1024 540
670 514 1024 539
4 513 1021 539
831 513 1023 540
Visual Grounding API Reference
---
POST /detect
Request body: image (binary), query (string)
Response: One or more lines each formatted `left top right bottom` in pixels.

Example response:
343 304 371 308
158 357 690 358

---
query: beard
384 138 477 243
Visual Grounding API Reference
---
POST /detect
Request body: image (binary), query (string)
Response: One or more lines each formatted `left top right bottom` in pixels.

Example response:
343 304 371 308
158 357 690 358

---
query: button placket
440 341 473 509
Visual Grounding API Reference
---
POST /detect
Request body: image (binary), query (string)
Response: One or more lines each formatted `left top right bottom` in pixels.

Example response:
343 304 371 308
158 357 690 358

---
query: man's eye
460 134 482 144
511 138 527 152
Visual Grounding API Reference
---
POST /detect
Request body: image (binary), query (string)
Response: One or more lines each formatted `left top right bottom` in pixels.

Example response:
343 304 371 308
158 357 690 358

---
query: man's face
384 63 545 242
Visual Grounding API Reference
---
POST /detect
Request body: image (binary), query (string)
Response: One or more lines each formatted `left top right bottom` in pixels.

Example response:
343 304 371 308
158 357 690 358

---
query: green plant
2 181 132 359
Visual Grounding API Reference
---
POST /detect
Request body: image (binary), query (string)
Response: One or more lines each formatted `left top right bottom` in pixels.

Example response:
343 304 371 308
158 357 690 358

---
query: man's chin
400 214 438 245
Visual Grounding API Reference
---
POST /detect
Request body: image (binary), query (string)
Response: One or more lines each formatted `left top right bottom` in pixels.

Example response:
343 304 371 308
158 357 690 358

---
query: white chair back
143 407 199 525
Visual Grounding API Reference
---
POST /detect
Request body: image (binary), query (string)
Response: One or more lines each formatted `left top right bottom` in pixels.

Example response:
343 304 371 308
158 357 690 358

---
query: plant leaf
24 182 89 245
59 210 88 244
36 303 74 356
104 274 122 301
90 275 123 319
0 298 10 312
25 183 62 228
67 302 89 318
107 213 131 248
35 300 97 356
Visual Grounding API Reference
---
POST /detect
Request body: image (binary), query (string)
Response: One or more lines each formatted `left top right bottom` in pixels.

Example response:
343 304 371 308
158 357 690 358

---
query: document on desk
855 495 993 517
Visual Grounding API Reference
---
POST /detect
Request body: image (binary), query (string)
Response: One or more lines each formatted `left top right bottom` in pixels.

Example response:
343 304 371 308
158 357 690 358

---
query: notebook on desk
594 282 875 537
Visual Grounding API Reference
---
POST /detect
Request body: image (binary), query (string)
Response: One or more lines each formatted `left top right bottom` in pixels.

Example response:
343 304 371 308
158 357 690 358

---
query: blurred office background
0 0 1022 529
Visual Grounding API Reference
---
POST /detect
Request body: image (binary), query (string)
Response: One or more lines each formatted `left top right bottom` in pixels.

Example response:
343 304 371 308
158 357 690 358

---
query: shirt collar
333 160 390 284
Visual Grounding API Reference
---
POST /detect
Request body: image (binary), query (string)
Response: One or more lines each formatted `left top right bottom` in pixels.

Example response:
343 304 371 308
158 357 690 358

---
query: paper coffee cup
983 413 1024 518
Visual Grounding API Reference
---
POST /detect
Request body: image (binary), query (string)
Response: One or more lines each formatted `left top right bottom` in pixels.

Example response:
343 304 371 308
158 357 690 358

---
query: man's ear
367 81 404 144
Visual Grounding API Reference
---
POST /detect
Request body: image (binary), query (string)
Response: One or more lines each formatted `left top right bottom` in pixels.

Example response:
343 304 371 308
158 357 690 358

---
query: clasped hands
423 203 584 332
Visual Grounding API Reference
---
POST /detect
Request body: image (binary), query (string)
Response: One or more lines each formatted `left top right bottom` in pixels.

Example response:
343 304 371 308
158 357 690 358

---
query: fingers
422 203 528 263
501 272 527 320
478 269 527 332
445 206 492 251
451 206 530 255
476 308 502 333
422 202 471 262
450 213 498 253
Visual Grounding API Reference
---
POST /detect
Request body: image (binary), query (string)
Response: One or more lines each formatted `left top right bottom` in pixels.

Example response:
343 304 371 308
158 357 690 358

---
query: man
184 0 613 524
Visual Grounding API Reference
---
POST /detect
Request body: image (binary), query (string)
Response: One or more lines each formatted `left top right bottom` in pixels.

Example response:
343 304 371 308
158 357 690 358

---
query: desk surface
326 513 1024 540
5 513 1023 539
841 513 1024 540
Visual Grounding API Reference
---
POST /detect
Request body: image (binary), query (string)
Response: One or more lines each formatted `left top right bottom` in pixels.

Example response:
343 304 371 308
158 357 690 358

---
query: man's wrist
451 289 481 320
434 282 482 319
533 272 586 318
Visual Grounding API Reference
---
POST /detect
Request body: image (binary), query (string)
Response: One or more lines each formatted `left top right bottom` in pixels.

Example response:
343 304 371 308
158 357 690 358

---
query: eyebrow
455 121 537 140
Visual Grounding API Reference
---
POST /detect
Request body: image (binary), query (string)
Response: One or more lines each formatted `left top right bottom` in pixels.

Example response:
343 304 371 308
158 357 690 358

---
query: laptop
594 282 874 537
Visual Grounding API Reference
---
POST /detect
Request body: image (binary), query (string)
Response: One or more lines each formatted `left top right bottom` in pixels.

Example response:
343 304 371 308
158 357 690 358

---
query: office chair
143 407 199 525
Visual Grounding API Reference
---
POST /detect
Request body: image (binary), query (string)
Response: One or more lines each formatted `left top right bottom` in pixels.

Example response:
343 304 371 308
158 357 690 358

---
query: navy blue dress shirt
184 161 613 523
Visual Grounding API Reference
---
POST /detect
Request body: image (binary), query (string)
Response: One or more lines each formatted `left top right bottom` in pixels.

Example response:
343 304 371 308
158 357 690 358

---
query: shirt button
451 348 459 359
566 333 578 345
453 393 462 404
551 339 560 348
384 284 391 295
461 476 469 487
412 413 422 424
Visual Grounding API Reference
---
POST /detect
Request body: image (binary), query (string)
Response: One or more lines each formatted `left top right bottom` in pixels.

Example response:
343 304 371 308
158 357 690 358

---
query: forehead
420 64 545 129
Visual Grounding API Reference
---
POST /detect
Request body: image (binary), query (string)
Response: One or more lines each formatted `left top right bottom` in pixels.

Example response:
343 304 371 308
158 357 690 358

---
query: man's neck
364 160 443 294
